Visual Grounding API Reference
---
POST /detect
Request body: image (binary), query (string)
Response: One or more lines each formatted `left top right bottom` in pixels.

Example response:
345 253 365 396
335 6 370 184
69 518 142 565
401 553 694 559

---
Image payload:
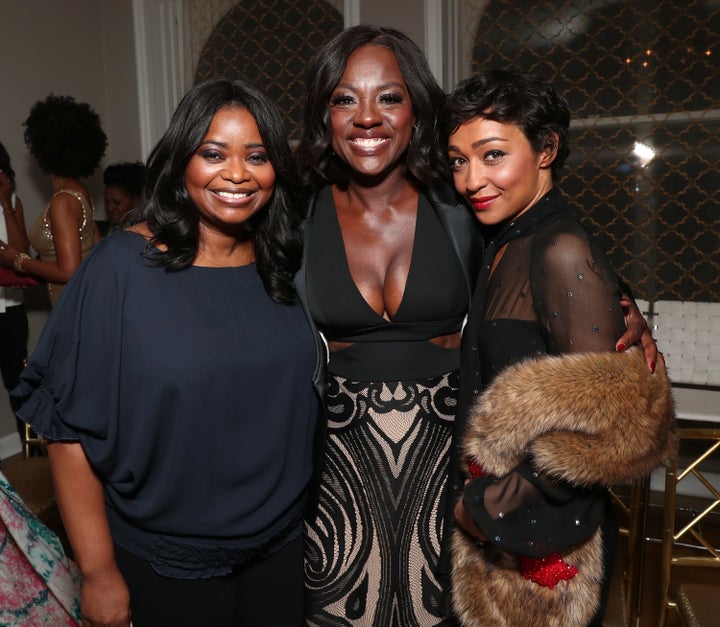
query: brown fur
452 347 677 626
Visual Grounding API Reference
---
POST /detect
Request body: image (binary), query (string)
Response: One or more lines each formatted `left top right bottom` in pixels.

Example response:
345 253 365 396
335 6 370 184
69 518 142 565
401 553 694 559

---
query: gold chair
658 428 720 626
2 421 57 527
21 420 47 458
609 477 651 627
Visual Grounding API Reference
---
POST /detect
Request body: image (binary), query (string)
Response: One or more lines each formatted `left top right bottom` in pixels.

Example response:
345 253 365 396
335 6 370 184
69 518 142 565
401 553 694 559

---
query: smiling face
447 116 556 226
185 106 275 233
329 44 416 181
104 185 137 226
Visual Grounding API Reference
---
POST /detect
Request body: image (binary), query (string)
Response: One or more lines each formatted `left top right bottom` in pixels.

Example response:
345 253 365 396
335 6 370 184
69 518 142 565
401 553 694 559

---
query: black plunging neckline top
306 186 468 381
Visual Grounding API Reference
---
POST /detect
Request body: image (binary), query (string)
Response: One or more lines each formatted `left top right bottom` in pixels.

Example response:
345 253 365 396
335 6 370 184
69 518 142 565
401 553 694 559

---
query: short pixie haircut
23 94 107 179
140 78 302 304
442 69 571 182
297 24 447 188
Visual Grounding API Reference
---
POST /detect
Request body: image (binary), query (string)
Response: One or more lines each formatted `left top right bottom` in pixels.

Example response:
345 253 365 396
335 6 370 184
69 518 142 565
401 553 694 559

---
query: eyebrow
447 136 508 152
199 139 265 149
332 81 407 92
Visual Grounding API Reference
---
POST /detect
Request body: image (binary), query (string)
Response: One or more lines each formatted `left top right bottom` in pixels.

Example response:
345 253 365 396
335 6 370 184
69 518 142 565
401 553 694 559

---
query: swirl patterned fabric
305 372 458 626
0 471 82 625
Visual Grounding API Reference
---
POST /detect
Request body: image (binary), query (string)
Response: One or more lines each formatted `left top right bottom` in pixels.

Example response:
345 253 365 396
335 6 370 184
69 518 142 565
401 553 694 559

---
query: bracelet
13 252 30 273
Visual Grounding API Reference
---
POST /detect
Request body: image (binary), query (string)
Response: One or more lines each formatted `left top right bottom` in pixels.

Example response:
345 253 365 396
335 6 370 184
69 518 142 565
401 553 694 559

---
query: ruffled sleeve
12 234 128 476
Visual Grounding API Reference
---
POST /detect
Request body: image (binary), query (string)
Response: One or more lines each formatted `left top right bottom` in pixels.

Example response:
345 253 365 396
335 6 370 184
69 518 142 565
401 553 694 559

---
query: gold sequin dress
28 189 95 306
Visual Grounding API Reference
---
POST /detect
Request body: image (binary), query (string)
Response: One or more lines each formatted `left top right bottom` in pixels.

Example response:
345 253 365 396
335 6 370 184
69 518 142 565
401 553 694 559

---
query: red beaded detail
520 553 578 589
467 457 489 479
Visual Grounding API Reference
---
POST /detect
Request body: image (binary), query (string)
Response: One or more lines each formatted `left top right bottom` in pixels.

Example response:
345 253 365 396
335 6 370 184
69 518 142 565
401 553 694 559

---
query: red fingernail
650 361 656 374
616 343 626 352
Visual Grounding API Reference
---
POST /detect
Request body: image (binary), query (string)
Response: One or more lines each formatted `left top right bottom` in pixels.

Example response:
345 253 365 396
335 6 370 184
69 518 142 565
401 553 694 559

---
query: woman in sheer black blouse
443 70 672 626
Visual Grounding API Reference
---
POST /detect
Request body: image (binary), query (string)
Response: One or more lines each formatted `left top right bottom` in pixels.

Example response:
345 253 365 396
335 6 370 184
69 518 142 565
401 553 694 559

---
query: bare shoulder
48 189 83 215
47 191 88 231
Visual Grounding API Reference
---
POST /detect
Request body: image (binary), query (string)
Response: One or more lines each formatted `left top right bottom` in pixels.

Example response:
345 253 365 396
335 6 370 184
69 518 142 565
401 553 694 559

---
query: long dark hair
297 24 447 188
140 78 302 304
442 69 570 182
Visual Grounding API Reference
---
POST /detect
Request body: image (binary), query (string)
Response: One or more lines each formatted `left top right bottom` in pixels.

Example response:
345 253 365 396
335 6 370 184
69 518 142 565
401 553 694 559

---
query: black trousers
0 304 29 437
114 534 304 627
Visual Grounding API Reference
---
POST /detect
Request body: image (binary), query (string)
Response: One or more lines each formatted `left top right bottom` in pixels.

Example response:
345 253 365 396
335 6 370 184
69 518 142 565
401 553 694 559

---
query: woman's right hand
80 565 132 627
454 480 488 544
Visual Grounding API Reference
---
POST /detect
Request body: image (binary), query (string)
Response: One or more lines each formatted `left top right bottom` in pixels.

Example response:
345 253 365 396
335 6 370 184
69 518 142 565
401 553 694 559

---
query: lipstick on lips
469 195 498 211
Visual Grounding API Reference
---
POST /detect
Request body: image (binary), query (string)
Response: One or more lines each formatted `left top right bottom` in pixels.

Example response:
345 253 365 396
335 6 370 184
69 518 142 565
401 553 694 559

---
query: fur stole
452 347 676 627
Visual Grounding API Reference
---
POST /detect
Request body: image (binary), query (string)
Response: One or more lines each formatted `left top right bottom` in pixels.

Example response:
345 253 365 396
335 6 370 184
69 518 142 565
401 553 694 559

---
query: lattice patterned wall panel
194 0 343 141
467 0 719 303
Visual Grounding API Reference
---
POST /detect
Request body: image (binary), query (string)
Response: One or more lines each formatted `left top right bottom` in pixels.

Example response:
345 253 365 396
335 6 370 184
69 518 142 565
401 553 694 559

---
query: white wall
359 0 424 49
0 0 141 450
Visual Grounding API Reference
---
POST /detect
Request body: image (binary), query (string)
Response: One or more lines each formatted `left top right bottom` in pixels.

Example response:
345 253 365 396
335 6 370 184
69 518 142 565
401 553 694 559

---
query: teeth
352 138 387 147
216 191 251 199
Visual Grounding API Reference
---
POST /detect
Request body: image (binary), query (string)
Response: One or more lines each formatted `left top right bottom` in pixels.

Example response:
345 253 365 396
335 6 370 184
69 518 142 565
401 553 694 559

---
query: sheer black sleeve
463 459 606 558
531 222 627 354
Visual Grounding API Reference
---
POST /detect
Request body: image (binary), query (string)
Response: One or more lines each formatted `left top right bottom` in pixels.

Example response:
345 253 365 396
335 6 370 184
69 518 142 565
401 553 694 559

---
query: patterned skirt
305 371 459 627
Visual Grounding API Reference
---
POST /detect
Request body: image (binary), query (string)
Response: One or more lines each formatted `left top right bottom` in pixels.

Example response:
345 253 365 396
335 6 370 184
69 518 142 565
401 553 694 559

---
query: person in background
99 161 145 236
0 142 30 441
13 78 322 627
296 25 657 625
0 95 106 306
443 69 674 626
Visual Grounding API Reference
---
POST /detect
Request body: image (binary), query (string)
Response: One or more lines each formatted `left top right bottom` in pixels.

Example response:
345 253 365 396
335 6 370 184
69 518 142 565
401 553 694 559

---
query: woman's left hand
616 295 659 372
454 494 487 543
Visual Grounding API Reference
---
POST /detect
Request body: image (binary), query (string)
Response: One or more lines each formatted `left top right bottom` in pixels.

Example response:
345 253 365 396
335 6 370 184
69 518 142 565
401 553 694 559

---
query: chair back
658 427 720 626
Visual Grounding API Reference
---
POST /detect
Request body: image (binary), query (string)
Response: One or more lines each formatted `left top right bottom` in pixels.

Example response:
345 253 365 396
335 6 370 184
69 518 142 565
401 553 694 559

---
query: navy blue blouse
14 230 318 577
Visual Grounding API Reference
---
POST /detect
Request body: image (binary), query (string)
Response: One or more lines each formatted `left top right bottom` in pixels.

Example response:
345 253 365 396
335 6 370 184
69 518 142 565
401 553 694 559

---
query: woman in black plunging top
298 28 480 626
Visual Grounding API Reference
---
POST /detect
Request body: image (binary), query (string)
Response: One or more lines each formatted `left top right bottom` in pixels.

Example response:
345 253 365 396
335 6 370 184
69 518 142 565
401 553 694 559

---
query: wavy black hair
0 142 16 188
441 69 571 182
297 24 447 188
23 95 107 178
139 78 302 304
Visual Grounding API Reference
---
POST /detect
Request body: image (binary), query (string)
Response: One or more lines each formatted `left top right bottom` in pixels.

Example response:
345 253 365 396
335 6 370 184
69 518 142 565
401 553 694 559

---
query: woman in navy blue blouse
14 79 323 627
